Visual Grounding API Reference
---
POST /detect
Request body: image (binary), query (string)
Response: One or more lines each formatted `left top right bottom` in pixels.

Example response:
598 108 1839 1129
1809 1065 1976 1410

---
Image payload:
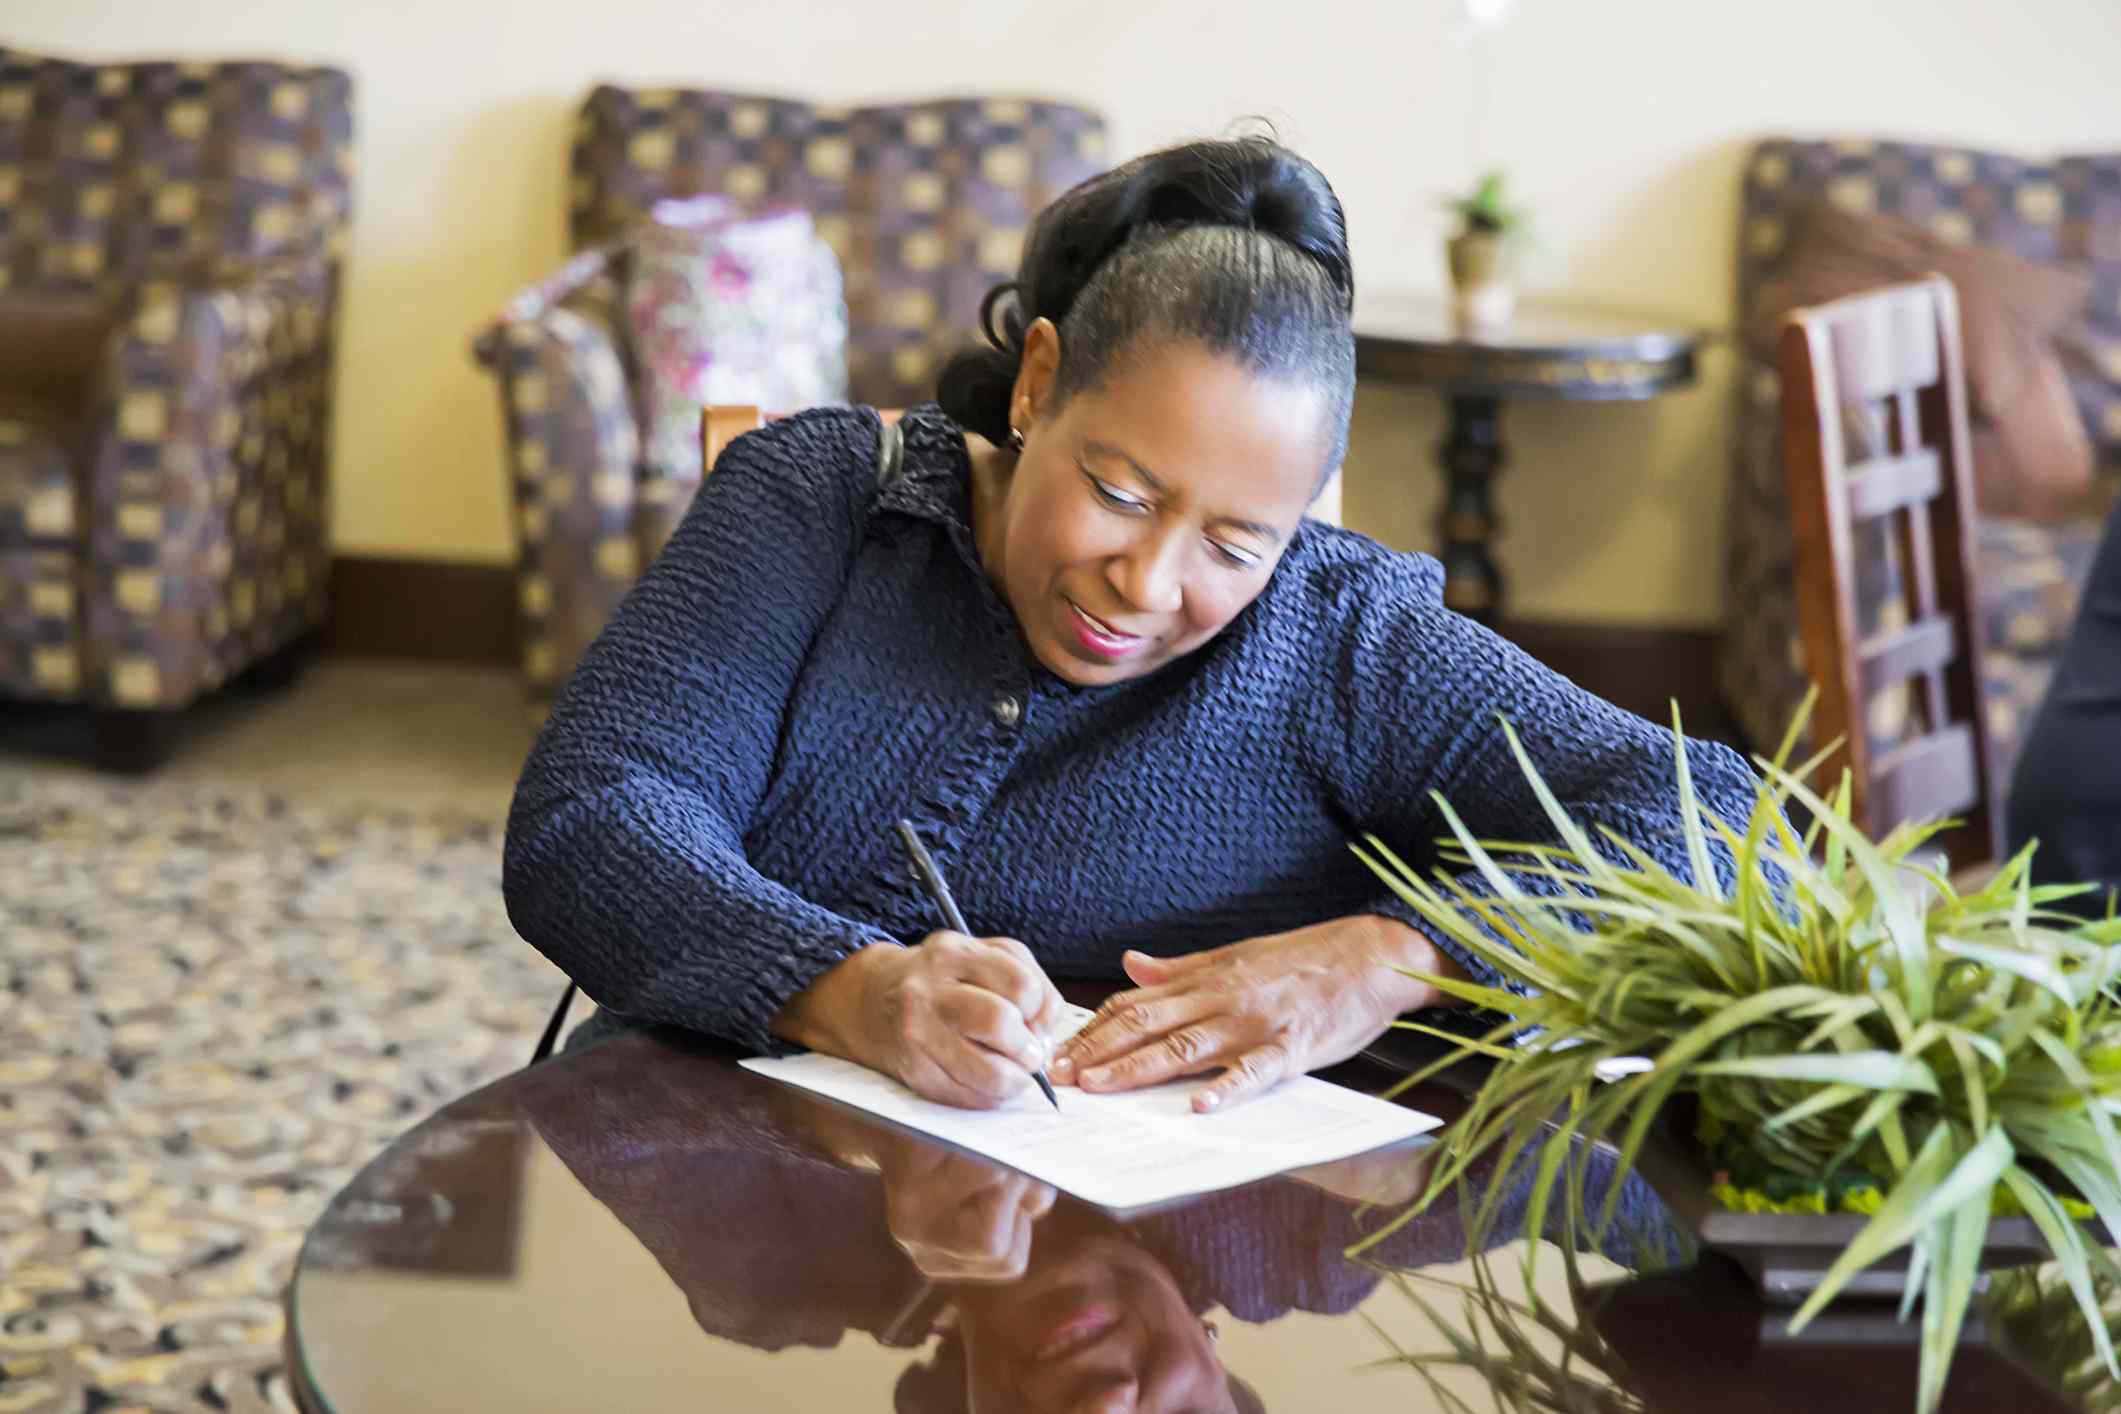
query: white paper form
741 1007 1441 1211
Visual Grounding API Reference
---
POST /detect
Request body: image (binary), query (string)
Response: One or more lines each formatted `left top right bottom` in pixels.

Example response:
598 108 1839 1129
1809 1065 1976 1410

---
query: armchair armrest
475 284 642 701
83 250 338 709
472 244 622 369
120 250 337 377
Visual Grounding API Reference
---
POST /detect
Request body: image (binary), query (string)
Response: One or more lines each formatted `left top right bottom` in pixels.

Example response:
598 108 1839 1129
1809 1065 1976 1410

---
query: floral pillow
624 196 849 480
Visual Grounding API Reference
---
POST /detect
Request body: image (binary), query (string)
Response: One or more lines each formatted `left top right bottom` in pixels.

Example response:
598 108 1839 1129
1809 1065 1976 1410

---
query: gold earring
1201 1319 1220 1343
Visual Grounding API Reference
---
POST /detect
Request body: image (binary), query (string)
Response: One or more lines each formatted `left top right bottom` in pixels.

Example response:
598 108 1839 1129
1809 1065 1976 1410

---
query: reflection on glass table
286 1027 2111 1413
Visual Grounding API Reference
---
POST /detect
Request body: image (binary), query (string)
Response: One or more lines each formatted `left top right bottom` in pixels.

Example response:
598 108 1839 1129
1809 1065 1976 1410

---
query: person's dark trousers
2007 492 2121 919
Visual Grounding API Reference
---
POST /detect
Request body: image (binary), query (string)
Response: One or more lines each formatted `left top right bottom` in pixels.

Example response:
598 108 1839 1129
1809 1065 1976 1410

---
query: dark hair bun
1021 136 1353 342
939 136 1355 447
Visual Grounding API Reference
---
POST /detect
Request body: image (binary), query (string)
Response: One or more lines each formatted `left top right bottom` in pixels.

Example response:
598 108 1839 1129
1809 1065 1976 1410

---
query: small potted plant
1444 169 1529 334
1356 698 2121 1414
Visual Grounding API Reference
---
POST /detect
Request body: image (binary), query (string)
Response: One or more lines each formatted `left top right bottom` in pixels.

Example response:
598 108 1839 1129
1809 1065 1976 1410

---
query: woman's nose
1109 533 1186 617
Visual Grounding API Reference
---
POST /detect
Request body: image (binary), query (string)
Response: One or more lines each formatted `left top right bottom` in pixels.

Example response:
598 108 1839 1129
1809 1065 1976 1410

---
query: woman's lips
1067 600 1146 660
1034 1305 1122 1363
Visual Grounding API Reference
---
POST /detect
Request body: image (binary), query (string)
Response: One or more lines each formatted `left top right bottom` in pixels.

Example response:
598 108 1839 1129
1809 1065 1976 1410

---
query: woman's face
956 1225 1236 1414
978 324 1331 687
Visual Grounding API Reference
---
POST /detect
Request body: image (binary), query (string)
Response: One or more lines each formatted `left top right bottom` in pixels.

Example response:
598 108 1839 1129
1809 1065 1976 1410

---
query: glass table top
287 1026 2098 1413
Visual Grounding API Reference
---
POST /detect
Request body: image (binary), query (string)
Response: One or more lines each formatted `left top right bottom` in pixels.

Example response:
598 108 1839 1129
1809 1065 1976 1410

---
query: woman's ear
1012 317 1062 433
1311 459 1345 508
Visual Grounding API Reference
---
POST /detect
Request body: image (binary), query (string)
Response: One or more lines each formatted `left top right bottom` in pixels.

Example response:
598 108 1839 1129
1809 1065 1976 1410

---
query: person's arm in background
2007 490 2121 917
503 408 892 1056
1317 553 1763 1003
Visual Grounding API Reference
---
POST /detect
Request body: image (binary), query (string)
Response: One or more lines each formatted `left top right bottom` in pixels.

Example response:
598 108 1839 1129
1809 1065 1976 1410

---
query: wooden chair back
701 405 906 473
1779 275 1996 873
702 405 774 471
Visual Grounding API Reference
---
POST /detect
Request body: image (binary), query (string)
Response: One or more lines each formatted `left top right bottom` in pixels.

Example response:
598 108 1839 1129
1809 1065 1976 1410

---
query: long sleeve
1303 552 1761 997
504 407 888 1054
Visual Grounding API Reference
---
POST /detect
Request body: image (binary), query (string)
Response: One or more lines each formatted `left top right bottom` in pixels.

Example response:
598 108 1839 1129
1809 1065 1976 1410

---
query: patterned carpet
0 774 565 1414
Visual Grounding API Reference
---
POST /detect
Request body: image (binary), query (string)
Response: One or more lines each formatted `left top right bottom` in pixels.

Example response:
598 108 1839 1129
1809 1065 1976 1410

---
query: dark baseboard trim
319 556 1743 745
323 555 516 665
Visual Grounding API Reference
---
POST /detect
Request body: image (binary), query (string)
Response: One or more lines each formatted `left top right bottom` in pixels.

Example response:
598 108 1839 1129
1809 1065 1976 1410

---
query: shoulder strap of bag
531 412 905 1066
875 413 905 491
530 981 577 1064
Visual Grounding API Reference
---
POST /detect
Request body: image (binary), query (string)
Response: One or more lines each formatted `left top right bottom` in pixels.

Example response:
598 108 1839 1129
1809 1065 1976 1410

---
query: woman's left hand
1048 916 1467 1112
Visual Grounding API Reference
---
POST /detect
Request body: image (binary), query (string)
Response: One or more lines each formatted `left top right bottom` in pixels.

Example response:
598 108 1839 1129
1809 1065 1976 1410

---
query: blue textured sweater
504 403 1759 1056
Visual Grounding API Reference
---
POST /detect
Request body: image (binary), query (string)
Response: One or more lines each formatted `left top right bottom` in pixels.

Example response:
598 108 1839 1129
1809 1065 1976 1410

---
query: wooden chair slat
1893 387 1943 621
1858 616 1956 699
1822 283 1943 405
1846 448 1941 521
1870 726 1980 828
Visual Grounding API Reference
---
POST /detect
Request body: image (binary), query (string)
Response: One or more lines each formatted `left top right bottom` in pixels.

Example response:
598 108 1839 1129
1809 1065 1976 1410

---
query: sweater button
991 694 1022 728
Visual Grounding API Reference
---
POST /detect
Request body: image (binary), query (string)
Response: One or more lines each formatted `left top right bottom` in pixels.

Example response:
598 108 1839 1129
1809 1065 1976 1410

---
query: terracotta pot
1446 229 1516 334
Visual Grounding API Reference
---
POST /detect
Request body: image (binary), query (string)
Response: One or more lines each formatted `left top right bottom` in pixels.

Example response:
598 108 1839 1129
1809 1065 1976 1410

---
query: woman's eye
1089 477 1146 512
1082 468 1259 567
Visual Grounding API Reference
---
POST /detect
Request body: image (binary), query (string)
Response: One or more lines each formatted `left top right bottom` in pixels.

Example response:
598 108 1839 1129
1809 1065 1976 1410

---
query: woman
503 136 1760 1112
2007 490 2121 917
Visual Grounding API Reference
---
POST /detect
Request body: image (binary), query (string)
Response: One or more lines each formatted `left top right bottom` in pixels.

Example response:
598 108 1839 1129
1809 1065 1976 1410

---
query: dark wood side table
1353 296 1702 624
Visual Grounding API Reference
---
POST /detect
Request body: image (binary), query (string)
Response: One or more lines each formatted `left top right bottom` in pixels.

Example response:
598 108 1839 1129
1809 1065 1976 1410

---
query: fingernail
1049 1055 1074 1080
1083 1067 1108 1087
1196 1090 1221 1112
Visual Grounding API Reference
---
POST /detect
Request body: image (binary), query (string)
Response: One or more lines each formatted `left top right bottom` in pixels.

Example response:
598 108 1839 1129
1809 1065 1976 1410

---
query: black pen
895 819 1061 1111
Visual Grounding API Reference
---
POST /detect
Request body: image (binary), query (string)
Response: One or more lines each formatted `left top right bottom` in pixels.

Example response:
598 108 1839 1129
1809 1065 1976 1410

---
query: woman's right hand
880 1143 1057 1281
855 931 1066 1109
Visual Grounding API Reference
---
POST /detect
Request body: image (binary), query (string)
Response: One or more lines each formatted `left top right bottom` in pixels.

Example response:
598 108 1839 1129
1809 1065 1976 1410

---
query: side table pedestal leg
1436 394 1506 625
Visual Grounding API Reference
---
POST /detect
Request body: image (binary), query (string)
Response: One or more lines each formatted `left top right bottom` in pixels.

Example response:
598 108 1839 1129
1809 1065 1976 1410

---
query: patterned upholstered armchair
0 47 352 769
1718 138 2121 791
475 88 1105 713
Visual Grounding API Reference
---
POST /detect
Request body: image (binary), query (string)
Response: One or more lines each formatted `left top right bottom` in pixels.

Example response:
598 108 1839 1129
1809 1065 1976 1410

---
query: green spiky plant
1351 699 2121 1414
1445 169 1530 240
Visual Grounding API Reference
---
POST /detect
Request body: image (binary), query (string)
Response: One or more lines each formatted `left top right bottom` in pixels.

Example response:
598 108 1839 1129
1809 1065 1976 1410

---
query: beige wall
12 0 2121 625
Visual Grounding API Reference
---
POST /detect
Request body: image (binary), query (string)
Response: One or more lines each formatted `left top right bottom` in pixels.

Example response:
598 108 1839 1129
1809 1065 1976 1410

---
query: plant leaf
1936 935 2088 1009
1759 758 1934 1022
1667 704 1724 902
2029 1029 2121 1179
1998 1164 2119 1382
1690 1050 1938 1093
1789 1124 2013 1334
1761 1081 1874 1133
1942 1030 1992 1136
1492 718 1622 889
1597 986 1837 1232
1916 1172 1993 1414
